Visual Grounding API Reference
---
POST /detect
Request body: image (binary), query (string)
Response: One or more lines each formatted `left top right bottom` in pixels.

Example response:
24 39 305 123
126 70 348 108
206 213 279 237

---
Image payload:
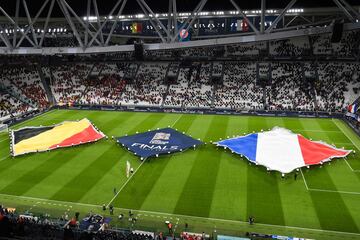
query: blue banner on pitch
116 128 203 159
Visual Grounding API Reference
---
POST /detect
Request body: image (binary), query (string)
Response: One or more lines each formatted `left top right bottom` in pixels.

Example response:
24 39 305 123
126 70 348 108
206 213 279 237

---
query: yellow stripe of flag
14 119 92 155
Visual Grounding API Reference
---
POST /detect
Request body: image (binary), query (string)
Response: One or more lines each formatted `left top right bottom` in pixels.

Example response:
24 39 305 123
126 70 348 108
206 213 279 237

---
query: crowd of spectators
214 62 263 110
118 63 167 106
226 42 266 56
164 63 213 108
270 37 310 57
0 60 359 120
315 62 360 112
50 64 92 104
0 65 49 108
0 92 32 120
0 205 173 240
268 63 314 111
311 30 360 57
0 29 359 121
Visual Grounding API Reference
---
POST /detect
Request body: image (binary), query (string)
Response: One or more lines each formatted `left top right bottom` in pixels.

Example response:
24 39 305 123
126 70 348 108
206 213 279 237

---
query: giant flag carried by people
116 128 203 159
215 127 351 173
11 118 105 156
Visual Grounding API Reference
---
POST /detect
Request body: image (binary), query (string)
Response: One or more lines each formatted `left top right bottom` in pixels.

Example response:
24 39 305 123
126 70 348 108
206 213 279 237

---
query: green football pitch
1 109 360 240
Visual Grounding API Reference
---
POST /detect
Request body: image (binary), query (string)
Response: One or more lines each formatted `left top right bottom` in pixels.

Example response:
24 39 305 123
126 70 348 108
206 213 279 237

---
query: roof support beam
0 25 12 50
39 0 55 47
172 0 207 42
17 0 50 48
172 0 178 40
61 0 101 46
261 0 266 33
230 0 260 35
167 0 173 41
332 0 355 22
138 0 171 39
265 0 297 33
88 0 123 47
57 0 84 48
92 0 105 45
339 0 360 20
136 0 167 42
0 6 36 47
23 0 39 47
285 15 298 28
85 0 91 46
13 0 20 47
105 0 127 46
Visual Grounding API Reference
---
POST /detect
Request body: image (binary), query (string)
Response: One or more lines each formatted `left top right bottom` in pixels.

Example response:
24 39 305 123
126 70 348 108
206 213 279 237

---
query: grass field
1 109 360 239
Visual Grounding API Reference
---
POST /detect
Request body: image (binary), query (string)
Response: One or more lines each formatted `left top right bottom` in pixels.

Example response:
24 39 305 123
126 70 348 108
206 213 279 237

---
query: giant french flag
348 104 358 114
216 127 351 173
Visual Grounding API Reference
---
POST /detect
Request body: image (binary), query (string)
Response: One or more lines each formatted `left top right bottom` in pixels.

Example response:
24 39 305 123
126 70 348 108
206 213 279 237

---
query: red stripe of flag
297 135 350 165
49 125 104 149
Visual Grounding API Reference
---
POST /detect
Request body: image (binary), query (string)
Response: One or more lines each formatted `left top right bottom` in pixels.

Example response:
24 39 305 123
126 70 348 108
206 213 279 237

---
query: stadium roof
0 0 359 55
1 0 359 17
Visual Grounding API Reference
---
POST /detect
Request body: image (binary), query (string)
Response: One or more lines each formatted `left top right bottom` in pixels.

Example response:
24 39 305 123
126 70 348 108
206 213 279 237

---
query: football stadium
0 0 360 239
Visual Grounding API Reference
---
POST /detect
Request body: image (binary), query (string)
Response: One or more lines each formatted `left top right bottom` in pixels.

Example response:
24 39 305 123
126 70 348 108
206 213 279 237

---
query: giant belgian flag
11 118 105 156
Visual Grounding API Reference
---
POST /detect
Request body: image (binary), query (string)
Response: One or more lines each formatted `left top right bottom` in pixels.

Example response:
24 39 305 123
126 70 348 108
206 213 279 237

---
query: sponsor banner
177 22 191 42
116 128 203 158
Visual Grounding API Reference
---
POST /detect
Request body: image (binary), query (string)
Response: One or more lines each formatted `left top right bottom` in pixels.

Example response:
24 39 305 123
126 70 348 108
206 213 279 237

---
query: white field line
332 119 360 151
0 193 96 208
106 113 183 207
301 167 360 195
113 207 360 237
0 138 9 143
1 192 360 236
170 114 183 128
106 158 146 207
308 188 360 195
344 159 360 172
300 169 309 190
9 110 56 130
332 119 360 172
0 155 10 162
333 142 357 145
293 129 341 133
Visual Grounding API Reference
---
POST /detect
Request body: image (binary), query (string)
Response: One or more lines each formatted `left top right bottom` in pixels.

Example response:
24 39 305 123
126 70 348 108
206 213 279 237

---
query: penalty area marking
1 192 360 237
344 159 360 172
308 188 360 195
332 119 360 172
301 169 360 195
300 169 309 190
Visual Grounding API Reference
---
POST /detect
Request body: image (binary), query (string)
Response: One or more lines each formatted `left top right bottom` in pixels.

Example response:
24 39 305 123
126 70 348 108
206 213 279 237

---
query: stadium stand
118 62 167 106
0 91 32 121
0 66 49 108
268 62 314 111
49 64 92 104
214 62 263 110
0 31 359 122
